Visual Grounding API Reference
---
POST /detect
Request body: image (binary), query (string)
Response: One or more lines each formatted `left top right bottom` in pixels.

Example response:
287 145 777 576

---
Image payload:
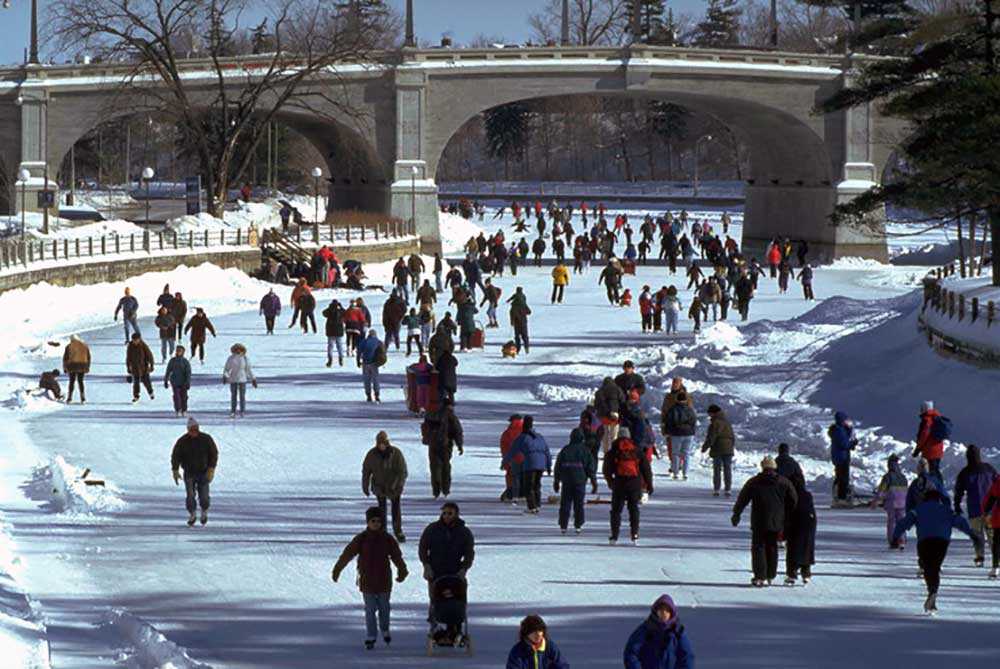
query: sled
586 495 612 505
469 321 485 349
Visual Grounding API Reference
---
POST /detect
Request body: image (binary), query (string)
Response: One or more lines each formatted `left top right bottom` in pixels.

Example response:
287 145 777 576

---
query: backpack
374 344 387 368
615 440 640 478
930 415 952 441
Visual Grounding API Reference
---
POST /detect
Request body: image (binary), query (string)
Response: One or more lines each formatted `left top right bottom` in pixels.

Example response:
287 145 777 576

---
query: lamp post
693 134 713 199
18 167 30 241
142 166 154 223
311 167 323 224
410 165 419 234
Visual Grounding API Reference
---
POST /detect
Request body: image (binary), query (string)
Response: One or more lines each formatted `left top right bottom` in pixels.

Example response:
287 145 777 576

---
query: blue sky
0 0 708 66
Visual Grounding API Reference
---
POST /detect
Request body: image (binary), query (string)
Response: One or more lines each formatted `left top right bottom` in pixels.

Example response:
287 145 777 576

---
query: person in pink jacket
871 454 909 549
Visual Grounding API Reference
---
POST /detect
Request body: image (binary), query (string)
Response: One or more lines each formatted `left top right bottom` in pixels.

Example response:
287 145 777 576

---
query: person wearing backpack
553 429 597 534
421 397 464 499
502 415 552 514
915 401 949 475
953 444 998 568
357 329 386 403
663 392 697 481
603 427 654 545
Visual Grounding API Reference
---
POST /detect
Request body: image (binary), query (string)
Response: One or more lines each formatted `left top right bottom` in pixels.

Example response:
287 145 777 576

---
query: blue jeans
362 363 380 398
486 303 497 323
160 337 175 360
434 270 443 292
397 283 409 303
671 436 693 476
664 310 678 334
184 474 210 513
559 481 587 530
363 592 391 640
230 383 246 414
327 336 344 361
123 316 140 342
713 455 733 492
420 323 432 347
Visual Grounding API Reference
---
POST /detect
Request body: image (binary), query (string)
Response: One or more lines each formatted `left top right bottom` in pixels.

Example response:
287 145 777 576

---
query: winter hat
650 594 678 625
376 431 390 448
509 414 523 423
778 443 790 455
761 456 777 470
707 404 722 415
186 416 199 429
619 427 631 440
366 506 384 522
522 415 534 432
921 400 934 412
519 615 547 639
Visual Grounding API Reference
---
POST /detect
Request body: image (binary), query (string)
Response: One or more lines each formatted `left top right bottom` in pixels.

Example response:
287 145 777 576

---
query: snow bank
102 610 212 669
72 191 138 210
534 383 596 404
920 275 1000 356
0 519 50 669
439 212 484 255
165 196 325 234
33 456 127 516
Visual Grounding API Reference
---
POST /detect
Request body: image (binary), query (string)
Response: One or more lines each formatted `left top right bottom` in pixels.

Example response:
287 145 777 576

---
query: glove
172 469 180 485
912 448 921 458
251 379 258 389
457 446 464 456
206 468 215 483
221 376 227 385
731 514 740 527
396 569 408 583
164 382 169 389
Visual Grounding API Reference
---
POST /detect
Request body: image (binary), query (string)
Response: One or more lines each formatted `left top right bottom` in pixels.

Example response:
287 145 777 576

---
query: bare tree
529 0 629 46
49 0 395 216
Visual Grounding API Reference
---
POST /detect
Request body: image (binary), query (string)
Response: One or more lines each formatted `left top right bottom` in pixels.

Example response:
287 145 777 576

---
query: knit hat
761 456 777 470
366 506 384 522
522 415 534 432
519 615 547 639
921 400 934 412
619 427 631 439
707 404 722 414
186 416 199 429
778 443 790 455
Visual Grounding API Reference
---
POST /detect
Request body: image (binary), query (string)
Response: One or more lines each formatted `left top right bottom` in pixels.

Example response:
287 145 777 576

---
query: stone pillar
391 69 440 253
15 80 58 216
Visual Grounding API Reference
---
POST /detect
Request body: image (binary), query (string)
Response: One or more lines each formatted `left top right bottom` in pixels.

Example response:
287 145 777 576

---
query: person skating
953 444 998 567
222 343 256 417
783 470 816 585
62 334 91 404
288 278 309 329
623 595 695 669
614 360 646 397
828 410 858 507
456 296 478 352
775 443 805 487
506 615 570 669
701 404 735 496
296 287 317 334
259 288 281 334
435 346 459 404
906 457 948 513
553 429 597 534
322 299 346 366
594 376 627 455
402 307 423 357
362 431 409 542
155 306 177 362
114 287 141 344
551 260 569 304
603 427 653 545
507 287 532 354
357 329 386 403
422 397 464 499
408 253 425 291
184 308 216 364
382 290 406 351
598 260 622 304
660 377 693 475
156 283 174 312
331 507 408 650
731 456 798 586
170 292 187 341
914 400 948 475
170 416 218 526
735 271 754 321
663 392 697 480
164 346 192 416
500 414 525 503
871 454 909 549
893 489 983 613
126 332 155 403
983 475 1000 578
418 502 475 630
502 415 552 514
800 264 815 300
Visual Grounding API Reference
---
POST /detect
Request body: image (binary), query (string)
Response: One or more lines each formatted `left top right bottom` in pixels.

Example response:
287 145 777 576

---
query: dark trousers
429 447 453 497
191 341 205 361
184 474 210 513
641 313 652 332
559 481 587 529
301 312 316 333
738 298 750 321
610 483 641 540
132 373 153 399
992 530 1000 569
712 455 733 492
834 461 850 500
385 325 400 349
751 528 780 581
551 284 564 303
927 458 941 476
460 329 473 350
803 284 814 300
406 334 423 356
171 385 189 413
917 538 950 594
605 285 619 304
289 306 300 327
523 470 543 511
175 322 183 341
377 494 403 536
68 372 86 401
514 324 529 353
264 315 276 333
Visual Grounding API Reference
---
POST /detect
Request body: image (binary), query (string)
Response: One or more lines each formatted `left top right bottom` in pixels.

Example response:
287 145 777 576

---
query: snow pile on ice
2 388 63 415
0 518 50 669
439 212 484 255
696 322 743 354
32 457 127 516
534 383 595 404
102 610 212 669
826 256 887 270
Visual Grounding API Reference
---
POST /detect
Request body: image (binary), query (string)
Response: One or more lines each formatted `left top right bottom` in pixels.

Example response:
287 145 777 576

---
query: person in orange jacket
500 414 525 503
914 400 947 475
982 476 1000 578
619 289 632 308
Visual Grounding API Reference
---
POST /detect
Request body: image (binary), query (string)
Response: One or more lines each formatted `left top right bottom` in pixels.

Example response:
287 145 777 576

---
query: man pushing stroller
419 502 475 647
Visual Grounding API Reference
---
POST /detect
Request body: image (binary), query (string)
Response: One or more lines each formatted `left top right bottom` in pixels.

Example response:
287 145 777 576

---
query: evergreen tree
483 103 532 180
659 8 681 46
820 1 1000 284
647 101 689 179
693 0 743 47
797 0 916 54
634 0 668 43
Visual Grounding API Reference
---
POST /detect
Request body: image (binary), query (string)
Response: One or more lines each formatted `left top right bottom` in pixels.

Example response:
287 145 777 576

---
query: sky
0 0 709 67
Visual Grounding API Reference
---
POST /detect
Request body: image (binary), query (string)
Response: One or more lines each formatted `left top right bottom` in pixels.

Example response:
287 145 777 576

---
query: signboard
185 176 202 215
36 190 55 208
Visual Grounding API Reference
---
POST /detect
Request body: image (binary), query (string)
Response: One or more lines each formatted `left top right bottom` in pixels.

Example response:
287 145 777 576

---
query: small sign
185 176 202 215
37 190 55 208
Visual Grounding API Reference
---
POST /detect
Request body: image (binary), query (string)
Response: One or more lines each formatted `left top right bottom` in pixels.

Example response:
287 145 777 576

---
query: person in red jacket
500 414 525 503
767 242 782 278
914 400 945 475
639 285 653 333
982 476 1000 578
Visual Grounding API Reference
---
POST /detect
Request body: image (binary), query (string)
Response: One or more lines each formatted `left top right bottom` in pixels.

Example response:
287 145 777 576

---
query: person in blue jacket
624 594 694 669
502 415 552 515
828 411 857 505
893 489 983 613
505 615 569 669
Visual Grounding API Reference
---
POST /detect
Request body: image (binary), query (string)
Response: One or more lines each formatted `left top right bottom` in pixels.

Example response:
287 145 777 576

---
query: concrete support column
15 81 58 215
391 70 439 252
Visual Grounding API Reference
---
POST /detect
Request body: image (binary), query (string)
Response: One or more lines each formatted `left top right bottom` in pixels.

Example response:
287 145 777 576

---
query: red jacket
639 293 653 316
767 245 782 266
500 419 525 468
983 476 1000 529
916 409 944 461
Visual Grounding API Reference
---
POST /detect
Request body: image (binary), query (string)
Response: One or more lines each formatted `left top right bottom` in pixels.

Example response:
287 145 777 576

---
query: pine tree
693 0 743 47
658 8 681 46
797 0 916 54
483 103 532 180
646 101 689 179
636 0 667 43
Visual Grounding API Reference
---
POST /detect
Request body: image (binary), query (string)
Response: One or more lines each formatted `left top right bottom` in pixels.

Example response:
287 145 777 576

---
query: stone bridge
0 45 905 259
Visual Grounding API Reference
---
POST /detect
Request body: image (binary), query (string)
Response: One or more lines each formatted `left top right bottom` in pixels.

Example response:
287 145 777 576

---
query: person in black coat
732 456 798 586
322 300 346 366
418 502 475 626
783 472 816 585
435 350 458 403
775 443 805 486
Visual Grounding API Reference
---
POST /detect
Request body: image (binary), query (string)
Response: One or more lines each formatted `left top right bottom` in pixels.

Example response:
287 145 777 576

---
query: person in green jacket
553 431 598 534
164 345 192 417
701 404 736 497
362 431 409 542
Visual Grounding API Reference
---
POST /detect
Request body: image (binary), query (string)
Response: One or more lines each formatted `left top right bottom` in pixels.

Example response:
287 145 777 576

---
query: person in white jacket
223 343 257 417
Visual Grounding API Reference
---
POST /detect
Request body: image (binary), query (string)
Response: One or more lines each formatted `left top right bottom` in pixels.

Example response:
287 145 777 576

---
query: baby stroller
427 575 471 655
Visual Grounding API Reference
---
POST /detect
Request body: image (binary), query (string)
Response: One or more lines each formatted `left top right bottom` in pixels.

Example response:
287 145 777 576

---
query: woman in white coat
223 343 257 417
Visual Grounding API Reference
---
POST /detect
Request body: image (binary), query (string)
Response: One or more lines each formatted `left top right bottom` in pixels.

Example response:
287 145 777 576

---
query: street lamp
2 1 40 64
410 165 419 234
141 166 155 224
311 166 323 224
18 167 30 241
693 134 713 199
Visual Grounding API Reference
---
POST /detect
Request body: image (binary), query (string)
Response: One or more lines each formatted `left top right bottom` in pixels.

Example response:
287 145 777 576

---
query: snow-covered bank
0 518 50 669
920 275 1000 357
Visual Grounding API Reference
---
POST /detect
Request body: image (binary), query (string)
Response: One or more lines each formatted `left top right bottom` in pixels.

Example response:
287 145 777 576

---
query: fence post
27 242 34 263
948 291 955 318
329 223 334 241
989 301 995 327
189 231 194 248
972 297 979 323
361 224 366 241
38 240 44 261
75 238 80 258
62 239 67 259
144 230 151 252
346 222 351 243
158 232 164 251
89 237 94 256
295 227 301 244
219 230 225 247
374 222 380 240
237 228 242 246
958 294 965 321
204 230 209 248
130 234 136 253
173 230 178 249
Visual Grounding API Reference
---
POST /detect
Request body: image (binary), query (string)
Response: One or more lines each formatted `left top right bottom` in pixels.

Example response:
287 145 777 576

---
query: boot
326 356 332 368
366 393 373 403
200 510 208 525
187 512 197 527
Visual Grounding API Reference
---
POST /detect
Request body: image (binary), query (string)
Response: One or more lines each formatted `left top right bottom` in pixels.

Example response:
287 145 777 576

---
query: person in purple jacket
871 454 909 549
259 288 281 335
953 444 999 567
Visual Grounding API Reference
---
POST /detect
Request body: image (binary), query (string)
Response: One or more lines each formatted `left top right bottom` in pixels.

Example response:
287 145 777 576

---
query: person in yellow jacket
550 261 570 304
